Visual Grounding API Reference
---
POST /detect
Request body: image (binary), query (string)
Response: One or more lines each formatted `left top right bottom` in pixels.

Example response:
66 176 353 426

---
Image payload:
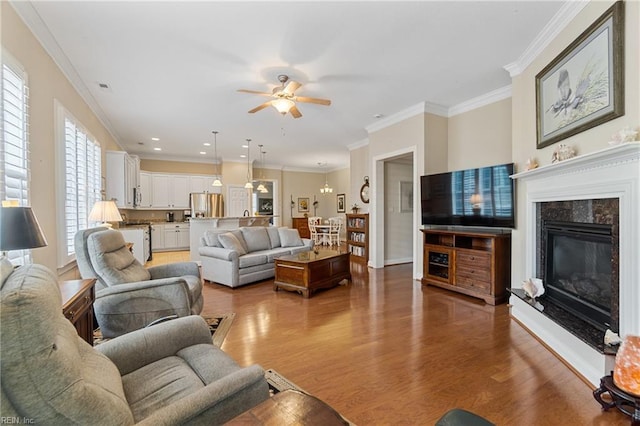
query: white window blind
61 115 101 263
1 59 31 266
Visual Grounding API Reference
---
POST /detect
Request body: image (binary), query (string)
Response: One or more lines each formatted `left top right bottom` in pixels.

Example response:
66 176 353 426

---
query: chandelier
319 162 333 194
211 131 222 187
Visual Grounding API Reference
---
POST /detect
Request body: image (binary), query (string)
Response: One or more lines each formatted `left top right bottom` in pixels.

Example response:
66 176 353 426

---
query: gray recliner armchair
1 263 270 425
75 228 204 338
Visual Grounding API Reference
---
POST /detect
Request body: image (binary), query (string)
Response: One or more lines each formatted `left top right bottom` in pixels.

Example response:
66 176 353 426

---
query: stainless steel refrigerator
190 193 224 217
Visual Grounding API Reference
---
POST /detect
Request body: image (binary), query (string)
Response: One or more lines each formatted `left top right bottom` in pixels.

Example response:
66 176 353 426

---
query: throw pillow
266 226 281 248
241 227 271 252
278 228 303 248
203 230 223 247
218 232 248 255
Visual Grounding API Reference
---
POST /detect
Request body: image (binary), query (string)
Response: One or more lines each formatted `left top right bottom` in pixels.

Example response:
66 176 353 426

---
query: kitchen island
189 216 275 262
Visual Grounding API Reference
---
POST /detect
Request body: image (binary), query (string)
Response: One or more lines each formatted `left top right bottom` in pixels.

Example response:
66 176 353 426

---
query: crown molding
347 138 369 151
503 0 589 77
448 85 512 117
366 102 448 134
10 1 122 145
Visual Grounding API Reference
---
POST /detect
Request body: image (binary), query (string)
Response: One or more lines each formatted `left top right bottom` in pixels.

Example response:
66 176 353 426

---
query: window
56 105 101 266
1 57 31 266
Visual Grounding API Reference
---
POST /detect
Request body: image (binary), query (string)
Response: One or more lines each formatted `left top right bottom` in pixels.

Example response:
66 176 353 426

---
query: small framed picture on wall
298 197 309 213
337 193 346 213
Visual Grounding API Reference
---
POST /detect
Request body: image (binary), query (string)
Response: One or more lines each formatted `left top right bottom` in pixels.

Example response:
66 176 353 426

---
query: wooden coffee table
226 389 349 425
274 250 351 298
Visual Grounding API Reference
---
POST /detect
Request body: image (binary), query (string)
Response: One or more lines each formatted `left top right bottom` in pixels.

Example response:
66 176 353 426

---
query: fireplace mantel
511 142 639 386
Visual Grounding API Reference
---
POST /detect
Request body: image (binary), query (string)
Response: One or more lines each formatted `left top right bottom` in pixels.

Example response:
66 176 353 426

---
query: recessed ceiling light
151 137 160 141
203 143 211 146
240 154 246 158
153 147 162 151
200 151 207 155
241 145 248 149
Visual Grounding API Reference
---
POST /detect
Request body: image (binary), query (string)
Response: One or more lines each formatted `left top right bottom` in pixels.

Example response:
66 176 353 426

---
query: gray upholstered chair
0 263 270 425
75 227 203 338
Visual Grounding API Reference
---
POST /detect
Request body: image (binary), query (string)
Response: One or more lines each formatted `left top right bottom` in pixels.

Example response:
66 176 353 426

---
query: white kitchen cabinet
106 151 139 208
151 224 164 250
138 172 153 208
163 223 190 250
151 174 189 209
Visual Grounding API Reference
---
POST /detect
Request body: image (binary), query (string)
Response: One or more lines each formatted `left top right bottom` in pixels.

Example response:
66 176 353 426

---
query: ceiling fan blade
248 101 273 114
289 105 302 118
238 89 273 97
282 80 301 95
295 96 331 106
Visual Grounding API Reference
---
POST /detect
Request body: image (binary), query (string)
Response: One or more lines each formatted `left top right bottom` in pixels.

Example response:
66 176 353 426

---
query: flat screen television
420 163 515 228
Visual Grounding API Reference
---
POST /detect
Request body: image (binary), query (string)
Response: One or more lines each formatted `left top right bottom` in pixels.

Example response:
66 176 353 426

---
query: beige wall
424 112 449 174
384 161 413 263
510 0 640 283
448 98 512 170
349 145 369 213
2 4 120 273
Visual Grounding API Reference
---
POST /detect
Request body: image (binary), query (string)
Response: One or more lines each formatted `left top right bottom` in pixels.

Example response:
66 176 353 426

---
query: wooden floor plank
149 251 627 425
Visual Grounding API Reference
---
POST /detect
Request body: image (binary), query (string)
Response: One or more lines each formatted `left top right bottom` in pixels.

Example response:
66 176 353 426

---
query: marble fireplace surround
511 142 639 386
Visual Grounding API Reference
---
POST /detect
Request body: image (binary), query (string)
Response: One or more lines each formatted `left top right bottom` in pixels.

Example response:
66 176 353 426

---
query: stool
435 408 495 426
593 374 640 425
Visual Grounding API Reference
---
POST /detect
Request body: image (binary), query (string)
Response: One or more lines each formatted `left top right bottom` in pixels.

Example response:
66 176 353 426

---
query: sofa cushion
241 227 271 252
88 230 151 285
238 253 268 268
253 248 292 263
266 227 281 248
218 232 247 255
278 228 303 248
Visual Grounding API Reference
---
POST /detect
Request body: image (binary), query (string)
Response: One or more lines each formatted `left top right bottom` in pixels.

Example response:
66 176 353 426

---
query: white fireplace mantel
511 142 639 386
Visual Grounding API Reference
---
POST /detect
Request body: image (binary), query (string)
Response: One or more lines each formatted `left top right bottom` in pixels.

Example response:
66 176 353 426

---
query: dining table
314 224 331 245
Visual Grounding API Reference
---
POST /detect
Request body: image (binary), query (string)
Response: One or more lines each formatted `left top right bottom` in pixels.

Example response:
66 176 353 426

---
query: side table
593 374 640 425
225 389 348 425
59 278 96 345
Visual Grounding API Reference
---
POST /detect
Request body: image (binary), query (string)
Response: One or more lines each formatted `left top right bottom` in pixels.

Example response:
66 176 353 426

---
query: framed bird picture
535 1 624 149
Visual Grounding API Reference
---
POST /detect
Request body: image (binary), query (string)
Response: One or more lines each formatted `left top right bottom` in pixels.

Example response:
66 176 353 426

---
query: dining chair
328 217 342 246
307 216 322 245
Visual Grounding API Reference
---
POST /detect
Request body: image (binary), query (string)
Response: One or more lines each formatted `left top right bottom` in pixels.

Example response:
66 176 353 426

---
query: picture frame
400 181 413 213
535 1 624 149
297 197 309 213
337 193 346 213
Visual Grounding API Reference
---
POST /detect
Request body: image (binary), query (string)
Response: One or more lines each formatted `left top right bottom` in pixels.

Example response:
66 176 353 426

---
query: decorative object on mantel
351 204 360 214
609 126 639 146
535 1 624 149
551 144 576 163
605 329 623 346
313 196 318 215
525 157 539 171
522 277 545 299
613 334 640 396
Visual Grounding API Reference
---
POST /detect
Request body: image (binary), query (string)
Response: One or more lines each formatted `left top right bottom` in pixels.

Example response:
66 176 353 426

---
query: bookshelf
346 213 369 262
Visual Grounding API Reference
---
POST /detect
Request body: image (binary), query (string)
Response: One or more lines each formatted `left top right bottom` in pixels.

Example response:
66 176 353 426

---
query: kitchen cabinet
151 224 164 250
163 223 190 250
138 172 153 208
151 174 190 209
189 175 220 194
106 151 139 208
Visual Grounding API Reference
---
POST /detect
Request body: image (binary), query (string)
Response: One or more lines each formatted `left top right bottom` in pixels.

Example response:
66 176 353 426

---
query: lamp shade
272 98 295 114
89 200 123 225
0 206 48 251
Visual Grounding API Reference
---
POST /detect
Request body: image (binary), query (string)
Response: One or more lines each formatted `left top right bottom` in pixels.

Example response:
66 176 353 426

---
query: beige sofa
198 226 313 288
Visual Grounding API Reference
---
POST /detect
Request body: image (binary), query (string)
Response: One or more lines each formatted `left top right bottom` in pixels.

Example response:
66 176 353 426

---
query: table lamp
89 200 123 227
0 206 48 270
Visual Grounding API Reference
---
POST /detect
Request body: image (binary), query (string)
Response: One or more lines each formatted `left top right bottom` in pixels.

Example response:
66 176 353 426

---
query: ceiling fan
238 74 331 118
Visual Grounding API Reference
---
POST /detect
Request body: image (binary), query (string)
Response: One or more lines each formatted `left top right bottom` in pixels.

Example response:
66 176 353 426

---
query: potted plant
351 203 360 214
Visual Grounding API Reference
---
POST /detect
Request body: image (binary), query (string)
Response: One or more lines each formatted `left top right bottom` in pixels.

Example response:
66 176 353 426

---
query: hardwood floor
150 251 626 425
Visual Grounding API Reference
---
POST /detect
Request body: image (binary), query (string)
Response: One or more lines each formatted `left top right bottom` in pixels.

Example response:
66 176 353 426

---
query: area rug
93 313 235 347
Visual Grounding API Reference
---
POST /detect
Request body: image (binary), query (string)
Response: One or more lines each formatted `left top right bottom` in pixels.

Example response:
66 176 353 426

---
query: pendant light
244 139 254 189
256 145 268 193
319 162 333 194
211 131 222 187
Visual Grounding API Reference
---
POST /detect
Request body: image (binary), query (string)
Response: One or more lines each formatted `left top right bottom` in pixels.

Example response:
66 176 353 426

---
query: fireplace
510 143 639 386
542 220 613 332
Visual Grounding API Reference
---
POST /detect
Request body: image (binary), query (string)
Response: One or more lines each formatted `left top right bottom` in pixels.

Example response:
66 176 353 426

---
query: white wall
384 162 413 264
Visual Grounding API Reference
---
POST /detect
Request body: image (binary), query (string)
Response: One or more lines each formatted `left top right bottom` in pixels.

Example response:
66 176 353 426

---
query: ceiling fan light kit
238 74 331 119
